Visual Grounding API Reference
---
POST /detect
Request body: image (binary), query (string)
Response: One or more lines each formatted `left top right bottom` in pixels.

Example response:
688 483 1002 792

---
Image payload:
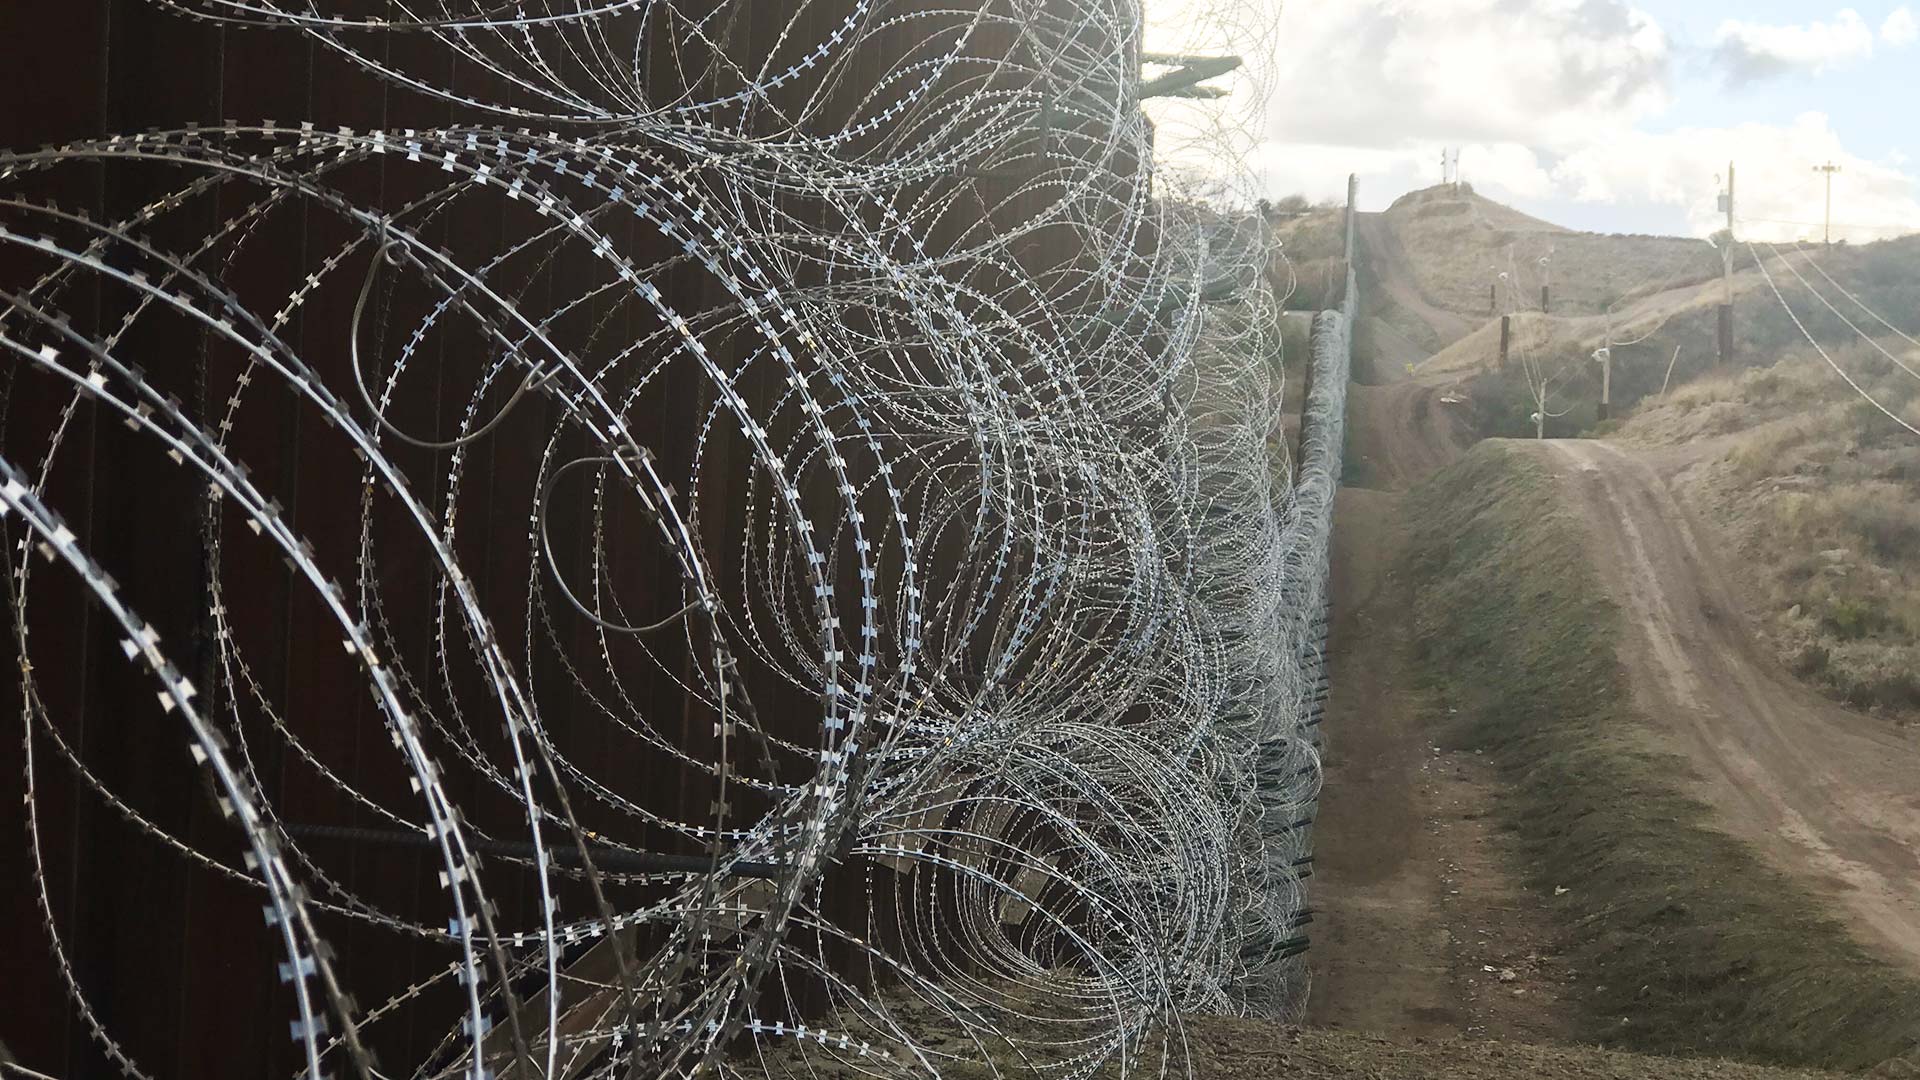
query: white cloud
1552 113 1920 241
1885 6 1920 47
1245 139 1555 211
1139 0 1652 205
1245 115 1920 245
1239 0 1671 153
1713 9 1876 84
1139 0 1920 241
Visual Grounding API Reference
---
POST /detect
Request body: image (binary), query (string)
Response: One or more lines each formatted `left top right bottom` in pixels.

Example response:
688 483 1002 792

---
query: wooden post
1490 282 1497 314
1499 315 1511 371
1720 161 1735 367
1660 346 1683 399
1541 284 1550 313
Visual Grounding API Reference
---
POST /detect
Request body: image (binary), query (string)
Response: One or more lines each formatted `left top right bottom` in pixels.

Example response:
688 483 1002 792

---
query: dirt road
1185 1021 1844 1080
1537 438 1920 973
1354 214 1477 351
1345 382 1472 491
1306 202 1555 1039
1307 356 1573 1040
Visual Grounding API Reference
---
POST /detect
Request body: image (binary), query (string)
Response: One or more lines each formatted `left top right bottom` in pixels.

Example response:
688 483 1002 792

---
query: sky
1145 0 1920 241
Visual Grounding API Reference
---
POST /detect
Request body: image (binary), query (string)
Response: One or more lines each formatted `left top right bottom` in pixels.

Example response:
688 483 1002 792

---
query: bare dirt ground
1345 381 1473 491
1307 195 1573 1038
1355 212 1478 353
1532 438 1920 975
1274 191 1905 1079
1184 1020 1844 1080
1306 320 1581 1044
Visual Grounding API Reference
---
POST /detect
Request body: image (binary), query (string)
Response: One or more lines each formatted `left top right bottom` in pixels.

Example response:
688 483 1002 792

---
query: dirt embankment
1306 487 1573 1045
1292 187 1920 1079
1344 382 1472 491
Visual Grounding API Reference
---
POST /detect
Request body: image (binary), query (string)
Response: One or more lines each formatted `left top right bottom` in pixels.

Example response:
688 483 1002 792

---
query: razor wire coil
0 2 1351 1078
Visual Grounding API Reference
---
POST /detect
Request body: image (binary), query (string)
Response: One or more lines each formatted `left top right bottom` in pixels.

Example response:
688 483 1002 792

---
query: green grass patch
1404 442 1920 1070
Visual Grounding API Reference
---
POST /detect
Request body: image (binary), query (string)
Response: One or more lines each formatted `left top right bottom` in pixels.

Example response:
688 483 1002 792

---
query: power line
1767 243 1920 384
1747 244 1920 437
1789 241 1920 350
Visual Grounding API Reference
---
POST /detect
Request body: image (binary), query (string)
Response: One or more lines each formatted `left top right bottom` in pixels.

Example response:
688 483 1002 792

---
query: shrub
1824 597 1895 640
1834 489 1920 560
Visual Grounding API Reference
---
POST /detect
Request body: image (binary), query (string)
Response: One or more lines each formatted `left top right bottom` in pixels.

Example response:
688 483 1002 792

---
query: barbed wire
0 2 1344 1077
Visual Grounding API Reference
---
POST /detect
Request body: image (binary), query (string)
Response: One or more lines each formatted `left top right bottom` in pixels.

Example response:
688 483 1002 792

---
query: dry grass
1382 186 1721 318
1268 204 1348 312
1622 341 1920 713
1426 234 1920 448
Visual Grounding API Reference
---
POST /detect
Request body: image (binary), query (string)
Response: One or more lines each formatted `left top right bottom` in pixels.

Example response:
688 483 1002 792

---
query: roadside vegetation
1404 442 1920 1070
1179 1020 1844 1080
1619 339 1920 714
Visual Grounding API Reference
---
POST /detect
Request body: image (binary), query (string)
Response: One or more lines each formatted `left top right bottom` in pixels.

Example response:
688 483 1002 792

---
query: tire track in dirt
1534 438 1920 974
1354 213 1477 349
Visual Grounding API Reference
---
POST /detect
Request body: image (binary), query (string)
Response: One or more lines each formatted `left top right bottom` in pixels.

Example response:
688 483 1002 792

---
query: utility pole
1815 161 1842 246
1719 163 1735 366
1595 309 1614 422
1598 347 1612 422
1722 163 1734 301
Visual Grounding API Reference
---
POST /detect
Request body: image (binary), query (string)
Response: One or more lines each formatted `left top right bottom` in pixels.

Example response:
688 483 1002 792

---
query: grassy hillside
1383 186 1721 318
1431 236 1920 440
1405 442 1920 1070
1620 340 1920 713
